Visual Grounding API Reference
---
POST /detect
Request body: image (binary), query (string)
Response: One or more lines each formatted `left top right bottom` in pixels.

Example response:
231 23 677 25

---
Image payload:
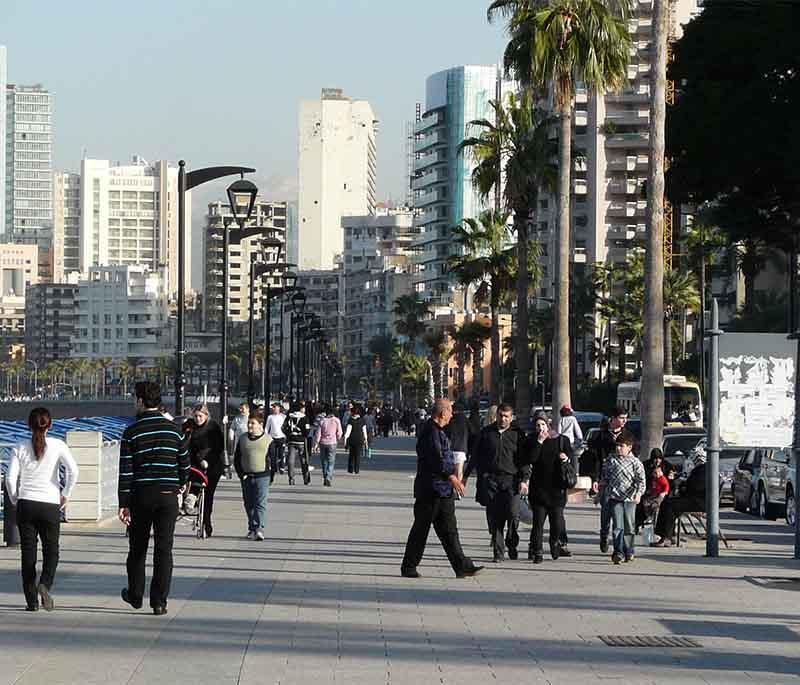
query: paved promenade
1 436 799 684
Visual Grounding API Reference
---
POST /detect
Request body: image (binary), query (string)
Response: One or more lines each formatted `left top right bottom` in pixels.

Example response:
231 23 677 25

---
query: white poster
718 333 797 448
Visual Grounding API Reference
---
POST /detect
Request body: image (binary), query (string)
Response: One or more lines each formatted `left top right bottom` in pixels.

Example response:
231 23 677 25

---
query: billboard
718 333 797 448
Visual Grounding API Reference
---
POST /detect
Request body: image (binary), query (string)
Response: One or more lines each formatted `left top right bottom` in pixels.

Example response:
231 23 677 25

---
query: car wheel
787 488 796 529
749 487 760 515
758 485 769 520
733 484 746 512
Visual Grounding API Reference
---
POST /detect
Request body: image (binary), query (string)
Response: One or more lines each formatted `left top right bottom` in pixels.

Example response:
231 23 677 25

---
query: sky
3 0 508 214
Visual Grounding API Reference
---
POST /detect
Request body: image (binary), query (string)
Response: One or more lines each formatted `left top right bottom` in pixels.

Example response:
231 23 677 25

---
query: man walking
601 433 646 563
401 399 483 579
266 402 287 482
119 382 190 615
466 403 528 562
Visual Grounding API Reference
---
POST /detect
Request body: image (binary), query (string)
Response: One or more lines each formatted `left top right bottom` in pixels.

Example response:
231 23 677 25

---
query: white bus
616 375 703 427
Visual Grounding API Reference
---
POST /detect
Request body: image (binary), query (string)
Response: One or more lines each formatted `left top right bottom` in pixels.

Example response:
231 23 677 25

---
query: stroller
179 466 208 539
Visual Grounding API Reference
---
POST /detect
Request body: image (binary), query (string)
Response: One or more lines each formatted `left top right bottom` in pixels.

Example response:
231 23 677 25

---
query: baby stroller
180 466 208 539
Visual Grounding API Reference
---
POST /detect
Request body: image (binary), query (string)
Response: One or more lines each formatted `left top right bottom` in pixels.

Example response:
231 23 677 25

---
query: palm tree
458 321 492 400
368 334 398 396
448 325 473 401
392 294 431 351
422 328 449 400
490 0 632 417
591 337 610 384
460 91 556 417
663 269 700 375
448 209 515 403
391 349 429 408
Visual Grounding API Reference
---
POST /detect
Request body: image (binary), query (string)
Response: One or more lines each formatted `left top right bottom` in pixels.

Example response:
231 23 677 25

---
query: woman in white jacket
5 408 79 611
557 405 583 469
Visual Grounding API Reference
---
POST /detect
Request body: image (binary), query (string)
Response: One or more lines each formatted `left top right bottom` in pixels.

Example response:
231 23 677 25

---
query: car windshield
663 435 704 458
665 387 701 423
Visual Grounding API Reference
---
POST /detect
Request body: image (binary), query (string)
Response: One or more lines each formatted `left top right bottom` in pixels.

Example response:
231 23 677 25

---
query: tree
422 329 449 400
390 349 429 408
663 269 700 375
368 334 399 396
392 294 431 351
490 0 632 418
448 210 515 403
460 90 556 418
591 337 610 385
457 321 492 400
448 325 473 401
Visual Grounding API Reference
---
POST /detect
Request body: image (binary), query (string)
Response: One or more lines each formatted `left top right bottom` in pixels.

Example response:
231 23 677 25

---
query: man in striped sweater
119 381 189 615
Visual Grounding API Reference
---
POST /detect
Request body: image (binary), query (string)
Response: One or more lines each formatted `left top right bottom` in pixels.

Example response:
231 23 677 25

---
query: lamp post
218 178 259 467
175 162 255 417
278 272 298 399
289 290 306 399
246 238 284 408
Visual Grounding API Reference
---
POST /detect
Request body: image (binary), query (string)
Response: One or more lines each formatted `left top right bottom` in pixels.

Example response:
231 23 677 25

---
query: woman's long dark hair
28 407 52 460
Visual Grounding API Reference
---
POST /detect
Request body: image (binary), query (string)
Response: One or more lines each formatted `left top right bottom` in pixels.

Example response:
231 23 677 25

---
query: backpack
285 414 304 441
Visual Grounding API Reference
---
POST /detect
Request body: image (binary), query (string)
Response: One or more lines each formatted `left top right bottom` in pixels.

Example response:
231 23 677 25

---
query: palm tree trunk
664 316 673 376
552 98 572 416
472 349 482 400
619 335 627 383
531 347 539 402
641 0 668 456
514 211 531 419
490 290 501 404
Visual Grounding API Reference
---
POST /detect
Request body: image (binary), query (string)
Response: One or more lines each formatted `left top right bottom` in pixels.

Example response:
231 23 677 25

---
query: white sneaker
255 531 264 541
246 531 255 540
309 466 315 472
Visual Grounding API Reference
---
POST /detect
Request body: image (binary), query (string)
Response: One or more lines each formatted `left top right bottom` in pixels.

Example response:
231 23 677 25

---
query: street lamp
289 289 306 398
276 271 299 398
175 162 255 417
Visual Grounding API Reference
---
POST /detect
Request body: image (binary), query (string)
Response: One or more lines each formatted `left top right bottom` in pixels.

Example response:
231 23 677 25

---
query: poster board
718 333 796 448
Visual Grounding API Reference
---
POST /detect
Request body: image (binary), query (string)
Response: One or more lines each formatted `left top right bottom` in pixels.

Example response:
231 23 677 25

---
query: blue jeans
319 444 337 481
610 500 636 557
600 491 612 540
241 475 269 533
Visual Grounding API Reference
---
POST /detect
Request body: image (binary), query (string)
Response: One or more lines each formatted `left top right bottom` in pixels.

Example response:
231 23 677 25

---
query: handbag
560 459 578 489
518 495 533 525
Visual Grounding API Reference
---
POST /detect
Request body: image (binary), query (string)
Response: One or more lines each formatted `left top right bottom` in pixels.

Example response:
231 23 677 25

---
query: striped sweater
118 410 190 508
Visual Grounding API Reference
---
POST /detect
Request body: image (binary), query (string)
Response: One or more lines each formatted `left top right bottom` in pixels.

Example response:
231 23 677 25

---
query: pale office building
410 65 511 306
78 157 190 298
53 171 81 282
202 199 286 329
0 242 38 355
297 88 378 270
0 46 6 238
71 265 169 362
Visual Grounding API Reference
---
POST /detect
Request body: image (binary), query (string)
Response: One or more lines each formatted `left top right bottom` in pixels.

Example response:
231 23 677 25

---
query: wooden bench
675 511 729 549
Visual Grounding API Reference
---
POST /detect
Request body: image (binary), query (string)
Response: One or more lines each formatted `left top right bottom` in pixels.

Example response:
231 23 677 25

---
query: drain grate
599 635 702 648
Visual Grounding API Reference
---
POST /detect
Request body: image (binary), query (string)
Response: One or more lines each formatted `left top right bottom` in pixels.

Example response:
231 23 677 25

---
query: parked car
732 446 792 519
719 448 747 504
661 426 707 466
785 452 796 528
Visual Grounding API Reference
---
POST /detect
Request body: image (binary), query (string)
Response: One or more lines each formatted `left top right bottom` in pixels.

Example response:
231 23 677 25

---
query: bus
616 375 703 427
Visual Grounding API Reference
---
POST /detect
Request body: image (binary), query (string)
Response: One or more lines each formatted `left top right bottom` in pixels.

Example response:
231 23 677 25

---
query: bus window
665 387 701 424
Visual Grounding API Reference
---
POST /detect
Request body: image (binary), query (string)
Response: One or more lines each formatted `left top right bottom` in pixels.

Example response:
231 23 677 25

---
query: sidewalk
1 436 798 685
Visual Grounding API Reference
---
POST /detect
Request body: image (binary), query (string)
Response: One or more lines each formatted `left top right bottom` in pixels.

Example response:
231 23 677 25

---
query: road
1 436 798 684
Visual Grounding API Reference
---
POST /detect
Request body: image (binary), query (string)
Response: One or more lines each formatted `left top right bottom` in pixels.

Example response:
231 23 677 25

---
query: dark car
661 426 707 466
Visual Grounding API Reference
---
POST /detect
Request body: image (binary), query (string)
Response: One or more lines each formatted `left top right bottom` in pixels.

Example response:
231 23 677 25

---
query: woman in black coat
189 403 225 537
523 414 572 564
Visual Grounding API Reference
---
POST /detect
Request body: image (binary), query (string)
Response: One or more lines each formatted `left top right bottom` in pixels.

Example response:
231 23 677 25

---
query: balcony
412 168 447 190
574 180 588 195
606 224 636 241
414 111 444 134
608 178 640 195
605 109 649 126
606 132 649 149
606 87 650 104
572 247 587 264
415 188 446 208
413 151 445 172
607 201 646 218
414 130 444 153
416 208 442 226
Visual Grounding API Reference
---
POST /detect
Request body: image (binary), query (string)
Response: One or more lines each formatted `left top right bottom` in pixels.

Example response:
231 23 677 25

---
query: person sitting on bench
651 453 706 547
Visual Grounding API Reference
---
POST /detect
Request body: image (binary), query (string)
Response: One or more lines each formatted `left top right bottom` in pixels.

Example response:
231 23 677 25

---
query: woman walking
233 409 271 541
5 408 79 611
313 404 343 487
189 403 225 537
344 405 368 474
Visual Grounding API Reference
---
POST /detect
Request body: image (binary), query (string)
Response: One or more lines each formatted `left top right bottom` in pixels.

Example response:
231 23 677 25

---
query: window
539 199 549 209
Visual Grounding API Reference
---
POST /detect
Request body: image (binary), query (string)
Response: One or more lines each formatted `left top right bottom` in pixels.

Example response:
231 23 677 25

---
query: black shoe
600 537 609 554
304 476 311 485
25 604 38 612
533 555 544 564
121 588 142 610
401 567 420 578
456 566 484 578
558 546 572 558
507 548 518 561
527 549 534 561
38 585 54 612
152 605 168 616
323 479 331 487
550 545 560 561
204 525 213 538
288 477 295 485
612 552 623 565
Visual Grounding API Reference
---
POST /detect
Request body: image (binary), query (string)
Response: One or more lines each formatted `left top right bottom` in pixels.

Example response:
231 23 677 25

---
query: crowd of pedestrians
2 381 710 610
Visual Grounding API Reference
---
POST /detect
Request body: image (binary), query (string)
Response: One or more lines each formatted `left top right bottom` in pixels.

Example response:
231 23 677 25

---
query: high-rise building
202 199 286 329
71 265 169 362
25 282 79 364
286 200 299 267
5 84 53 251
53 171 81 281
410 65 510 306
297 88 378 270
78 157 189 298
0 46 6 239
294 269 344 356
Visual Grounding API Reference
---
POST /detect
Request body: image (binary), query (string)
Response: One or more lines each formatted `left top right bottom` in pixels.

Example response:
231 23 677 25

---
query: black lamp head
226 177 258 225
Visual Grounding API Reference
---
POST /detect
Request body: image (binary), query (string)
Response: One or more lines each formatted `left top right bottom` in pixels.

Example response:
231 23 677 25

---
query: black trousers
655 496 701 538
269 439 286 480
17 499 61 607
486 489 520 557
203 472 222 532
127 486 179 608
287 442 310 481
348 443 364 474
402 494 474 575
530 503 564 555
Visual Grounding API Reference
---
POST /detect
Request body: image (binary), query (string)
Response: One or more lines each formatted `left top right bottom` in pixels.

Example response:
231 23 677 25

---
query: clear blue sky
3 0 507 205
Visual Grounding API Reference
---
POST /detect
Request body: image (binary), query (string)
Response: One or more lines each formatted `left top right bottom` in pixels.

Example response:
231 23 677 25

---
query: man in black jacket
652 458 706 546
465 403 530 562
444 401 473 482
401 399 483 579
